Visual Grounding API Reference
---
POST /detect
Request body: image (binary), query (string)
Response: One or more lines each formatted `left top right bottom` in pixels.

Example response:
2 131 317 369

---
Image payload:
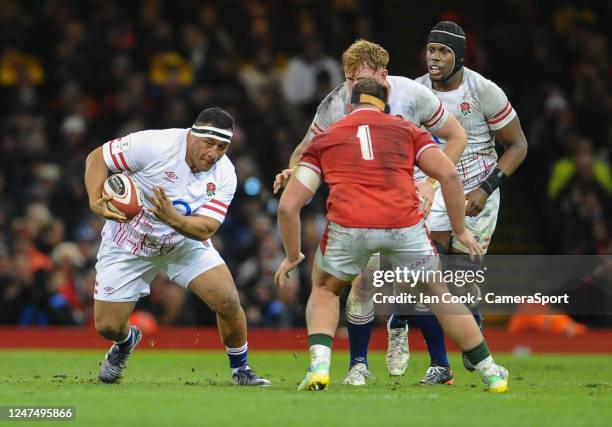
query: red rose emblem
206 182 216 195
460 102 471 113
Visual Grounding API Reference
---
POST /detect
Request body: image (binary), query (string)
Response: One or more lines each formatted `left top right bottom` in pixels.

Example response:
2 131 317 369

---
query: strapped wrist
479 167 507 196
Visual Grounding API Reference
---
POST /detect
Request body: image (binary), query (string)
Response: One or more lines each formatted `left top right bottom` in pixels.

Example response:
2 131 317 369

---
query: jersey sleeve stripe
488 101 511 120
209 199 229 209
103 143 119 172
310 123 326 135
202 205 226 216
108 143 123 171
423 102 444 127
298 161 322 175
415 143 439 161
313 123 326 133
487 105 514 125
118 152 132 172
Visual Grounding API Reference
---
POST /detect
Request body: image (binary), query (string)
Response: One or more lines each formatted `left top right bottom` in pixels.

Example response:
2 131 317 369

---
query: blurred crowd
0 0 610 327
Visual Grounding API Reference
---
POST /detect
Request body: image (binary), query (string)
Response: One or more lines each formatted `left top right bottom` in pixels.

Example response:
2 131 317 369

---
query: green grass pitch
1 350 610 426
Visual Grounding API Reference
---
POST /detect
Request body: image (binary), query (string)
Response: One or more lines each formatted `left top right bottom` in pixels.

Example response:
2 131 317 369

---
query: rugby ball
102 174 144 220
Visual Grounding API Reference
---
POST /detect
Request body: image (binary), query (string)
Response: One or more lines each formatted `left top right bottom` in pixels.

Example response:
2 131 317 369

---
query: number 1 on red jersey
357 125 374 160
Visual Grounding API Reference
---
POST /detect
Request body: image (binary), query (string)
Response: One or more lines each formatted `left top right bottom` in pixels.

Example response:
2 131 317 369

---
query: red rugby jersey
299 109 438 228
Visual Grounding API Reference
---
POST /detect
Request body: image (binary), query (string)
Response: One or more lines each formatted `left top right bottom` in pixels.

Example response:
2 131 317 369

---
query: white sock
475 355 496 376
309 344 331 370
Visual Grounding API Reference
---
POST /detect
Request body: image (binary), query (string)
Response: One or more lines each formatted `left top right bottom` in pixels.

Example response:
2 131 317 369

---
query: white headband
191 125 233 143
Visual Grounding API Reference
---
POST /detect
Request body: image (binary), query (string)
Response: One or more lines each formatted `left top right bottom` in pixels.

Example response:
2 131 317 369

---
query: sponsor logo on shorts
103 286 116 295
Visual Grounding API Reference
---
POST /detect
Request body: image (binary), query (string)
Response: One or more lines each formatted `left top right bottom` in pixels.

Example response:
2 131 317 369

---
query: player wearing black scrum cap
386 21 528 386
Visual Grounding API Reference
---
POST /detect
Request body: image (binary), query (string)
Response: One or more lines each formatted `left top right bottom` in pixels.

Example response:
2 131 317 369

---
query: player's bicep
431 113 465 141
430 114 467 164
416 147 455 180
493 116 526 148
419 88 449 132
280 173 318 213
102 137 130 173
101 133 153 173
290 131 315 167
193 172 237 224
482 82 516 131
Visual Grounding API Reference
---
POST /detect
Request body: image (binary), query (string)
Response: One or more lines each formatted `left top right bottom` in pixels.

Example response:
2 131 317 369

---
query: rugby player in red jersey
274 78 508 393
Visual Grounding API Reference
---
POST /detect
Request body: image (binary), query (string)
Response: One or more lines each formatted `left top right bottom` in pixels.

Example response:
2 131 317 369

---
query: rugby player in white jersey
85 107 271 386
386 21 528 385
273 40 468 385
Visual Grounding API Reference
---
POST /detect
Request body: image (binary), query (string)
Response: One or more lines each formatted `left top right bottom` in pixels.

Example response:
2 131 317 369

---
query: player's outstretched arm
418 148 483 258
148 187 221 240
273 131 314 194
274 167 319 287
84 147 128 222
465 116 528 216
415 114 467 216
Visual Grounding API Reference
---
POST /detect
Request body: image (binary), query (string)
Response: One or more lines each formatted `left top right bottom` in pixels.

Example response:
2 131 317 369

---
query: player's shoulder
131 128 186 140
130 128 188 152
464 68 505 96
216 154 235 172
414 73 432 87
388 75 431 94
317 82 348 112
213 155 237 181
388 74 438 104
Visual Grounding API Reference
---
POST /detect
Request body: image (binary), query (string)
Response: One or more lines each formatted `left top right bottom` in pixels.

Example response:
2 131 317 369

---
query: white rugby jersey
101 128 237 257
416 67 517 189
308 75 449 137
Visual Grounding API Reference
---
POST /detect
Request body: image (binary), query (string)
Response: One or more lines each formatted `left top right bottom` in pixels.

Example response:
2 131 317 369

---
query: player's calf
95 320 130 342
423 287 509 392
188 267 271 385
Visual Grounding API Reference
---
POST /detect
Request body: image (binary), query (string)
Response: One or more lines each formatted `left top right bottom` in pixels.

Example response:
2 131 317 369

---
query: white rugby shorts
94 238 224 302
315 220 439 282
428 188 500 254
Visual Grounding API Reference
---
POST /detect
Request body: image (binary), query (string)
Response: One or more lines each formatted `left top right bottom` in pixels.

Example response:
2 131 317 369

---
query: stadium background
0 0 610 333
